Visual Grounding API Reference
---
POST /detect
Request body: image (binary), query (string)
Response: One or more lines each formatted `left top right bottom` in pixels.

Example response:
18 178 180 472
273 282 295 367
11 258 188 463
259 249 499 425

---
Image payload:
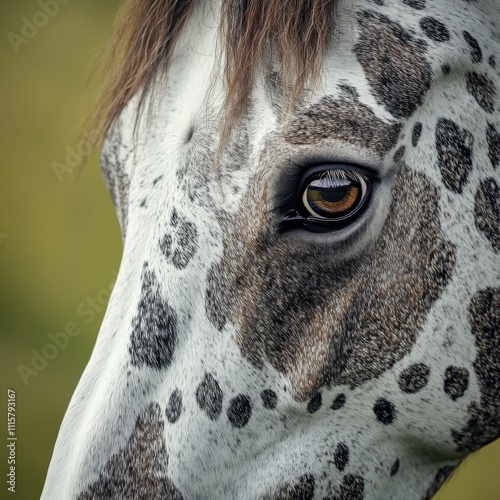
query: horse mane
89 0 338 147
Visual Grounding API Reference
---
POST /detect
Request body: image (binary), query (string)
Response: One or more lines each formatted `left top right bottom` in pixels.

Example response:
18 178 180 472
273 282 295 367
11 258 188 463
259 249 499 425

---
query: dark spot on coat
76 403 182 499
474 177 500 252
452 288 500 452
205 264 227 331
444 366 469 401
261 389 278 409
442 64 451 75
466 72 496 114
420 17 450 42
373 398 396 424
264 474 315 500
398 363 431 393
307 392 322 413
463 31 483 63
332 394 346 410
333 443 350 472
227 395 252 428
165 389 182 423
355 10 432 118
435 118 474 193
412 122 423 147
160 212 198 269
129 264 178 370
390 458 400 477
196 373 223 421
424 465 457 499
285 85 401 156
489 55 496 68
393 146 406 163
335 474 365 500
402 0 425 8
486 123 500 169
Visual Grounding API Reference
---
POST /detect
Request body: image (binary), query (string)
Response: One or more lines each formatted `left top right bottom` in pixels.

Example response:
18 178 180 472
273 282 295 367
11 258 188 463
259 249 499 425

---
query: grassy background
0 1 499 498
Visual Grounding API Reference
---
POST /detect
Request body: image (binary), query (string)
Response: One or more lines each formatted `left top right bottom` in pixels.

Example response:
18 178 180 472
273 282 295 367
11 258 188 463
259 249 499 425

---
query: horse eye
300 169 372 225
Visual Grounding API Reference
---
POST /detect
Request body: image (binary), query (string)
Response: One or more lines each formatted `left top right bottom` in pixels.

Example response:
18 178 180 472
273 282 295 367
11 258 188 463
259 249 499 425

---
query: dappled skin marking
355 10 432 118
331 394 346 410
285 86 401 155
390 459 400 477
398 363 430 393
207 165 456 400
160 209 199 269
466 72 497 114
452 288 500 452
165 389 182 424
263 474 315 500
227 394 252 428
435 118 474 194
474 177 500 252
373 398 396 425
333 443 350 472
196 372 224 421
420 17 450 43
412 122 422 147
333 473 365 500
463 31 483 64
77 403 182 499
443 366 469 401
486 123 500 169
402 0 425 9
129 264 178 370
261 389 278 409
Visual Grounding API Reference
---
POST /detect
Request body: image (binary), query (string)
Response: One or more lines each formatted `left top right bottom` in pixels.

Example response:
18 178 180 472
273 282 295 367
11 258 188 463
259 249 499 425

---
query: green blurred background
0 1 499 499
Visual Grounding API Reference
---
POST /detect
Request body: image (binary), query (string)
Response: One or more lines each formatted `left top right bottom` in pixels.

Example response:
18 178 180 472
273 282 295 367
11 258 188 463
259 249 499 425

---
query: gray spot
129 264 178 370
264 474 315 500
435 118 474 194
196 373 223 421
398 363 430 393
466 72 496 114
402 0 425 8
160 210 198 269
463 31 483 63
420 17 450 42
285 85 401 156
355 10 432 118
444 366 469 400
474 177 500 252
77 403 182 499
486 123 500 169
165 389 182 424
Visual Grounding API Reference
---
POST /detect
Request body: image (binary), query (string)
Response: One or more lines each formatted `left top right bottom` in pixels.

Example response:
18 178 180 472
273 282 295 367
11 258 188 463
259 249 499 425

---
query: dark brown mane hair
89 0 338 147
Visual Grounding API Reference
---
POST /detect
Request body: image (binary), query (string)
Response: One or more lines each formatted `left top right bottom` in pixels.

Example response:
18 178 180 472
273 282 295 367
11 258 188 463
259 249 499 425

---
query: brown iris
301 171 368 220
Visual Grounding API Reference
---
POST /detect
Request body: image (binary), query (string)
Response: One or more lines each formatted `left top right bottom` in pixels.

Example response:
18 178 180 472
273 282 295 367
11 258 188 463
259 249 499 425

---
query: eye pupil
306 185 360 216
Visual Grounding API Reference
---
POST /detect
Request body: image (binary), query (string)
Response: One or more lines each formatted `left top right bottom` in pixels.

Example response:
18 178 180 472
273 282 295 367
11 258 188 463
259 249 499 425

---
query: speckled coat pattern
42 0 500 498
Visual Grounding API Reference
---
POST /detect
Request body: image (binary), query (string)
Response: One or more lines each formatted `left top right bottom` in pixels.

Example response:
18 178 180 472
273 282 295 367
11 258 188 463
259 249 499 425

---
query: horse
42 0 500 498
